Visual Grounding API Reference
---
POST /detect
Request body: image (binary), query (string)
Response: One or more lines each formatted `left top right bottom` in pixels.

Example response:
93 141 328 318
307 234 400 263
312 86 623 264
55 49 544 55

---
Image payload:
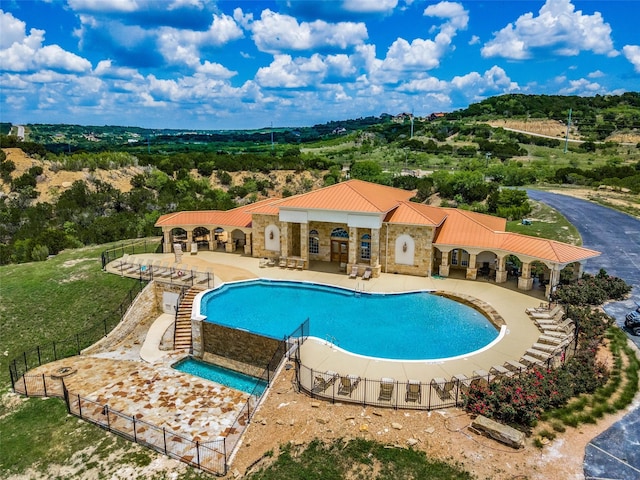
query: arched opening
193 226 210 250
360 234 371 261
213 227 227 249
330 228 348 264
309 229 319 257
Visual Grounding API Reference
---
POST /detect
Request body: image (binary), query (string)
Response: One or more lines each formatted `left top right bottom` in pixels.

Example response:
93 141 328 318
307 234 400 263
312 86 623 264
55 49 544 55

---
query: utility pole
564 108 572 153
271 122 274 150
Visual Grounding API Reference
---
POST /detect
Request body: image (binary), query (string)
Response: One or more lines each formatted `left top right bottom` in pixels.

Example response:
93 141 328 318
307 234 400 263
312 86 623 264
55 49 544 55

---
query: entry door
331 240 348 263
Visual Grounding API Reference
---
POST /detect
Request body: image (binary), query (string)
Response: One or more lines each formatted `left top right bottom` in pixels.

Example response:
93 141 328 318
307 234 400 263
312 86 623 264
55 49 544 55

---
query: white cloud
622 45 640 73
469 35 480 46
398 76 449 93
245 9 368 54
451 66 519 93
423 1 468 30
67 0 139 13
0 10 91 73
342 0 398 13
482 0 616 60
587 70 604 79
558 78 602 95
95 59 144 80
255 54 328 88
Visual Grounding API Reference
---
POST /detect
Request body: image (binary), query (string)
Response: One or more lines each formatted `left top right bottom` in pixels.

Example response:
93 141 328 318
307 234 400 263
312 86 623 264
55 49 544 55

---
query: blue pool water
173 357 267 395
200 280 499 360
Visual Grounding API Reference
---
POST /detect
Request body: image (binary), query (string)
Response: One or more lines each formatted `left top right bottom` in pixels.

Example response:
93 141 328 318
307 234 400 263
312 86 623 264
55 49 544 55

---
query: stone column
439 250 450 277
281 222 289 258
163 230 172 253
518 261 534 290
191 317 203 358
370 228 380 267
495 255 507 283
546 266 561 299
300 223 308 267
348 226 358 266
244 232 252 255
186 229 193 252
466 253 478 280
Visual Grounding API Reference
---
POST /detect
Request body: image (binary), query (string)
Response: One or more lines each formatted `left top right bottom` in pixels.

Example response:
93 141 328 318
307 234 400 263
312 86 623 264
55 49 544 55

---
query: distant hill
448 92 640 141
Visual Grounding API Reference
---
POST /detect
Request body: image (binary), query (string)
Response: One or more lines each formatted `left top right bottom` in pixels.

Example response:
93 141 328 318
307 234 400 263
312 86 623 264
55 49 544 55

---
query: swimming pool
173 357 267 395
199 279 499 360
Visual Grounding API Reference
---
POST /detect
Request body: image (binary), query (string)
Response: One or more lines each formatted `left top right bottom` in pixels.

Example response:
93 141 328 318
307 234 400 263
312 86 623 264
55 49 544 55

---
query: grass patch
245 438 474 480
506 200 581 245
0 241 154 377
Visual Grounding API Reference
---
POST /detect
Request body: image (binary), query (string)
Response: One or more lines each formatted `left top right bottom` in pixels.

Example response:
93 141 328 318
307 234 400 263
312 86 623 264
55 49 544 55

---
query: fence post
196 441 201 469
62 380 70 413
223 438 228 476
23 375 28 396
42 374 47 397
53 341 57 361
76 334 81 355
163 428 167 455
37 346 41 366
77 394 82 417
133 416 137 443
23 351 28 372
105 406 111 431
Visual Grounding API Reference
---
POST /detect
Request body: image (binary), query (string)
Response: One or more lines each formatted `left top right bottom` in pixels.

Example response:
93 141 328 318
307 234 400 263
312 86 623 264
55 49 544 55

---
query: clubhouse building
155 179 600 297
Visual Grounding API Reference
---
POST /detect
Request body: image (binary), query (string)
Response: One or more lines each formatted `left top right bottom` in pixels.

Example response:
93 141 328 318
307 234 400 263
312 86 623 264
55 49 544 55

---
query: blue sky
1 0 638 130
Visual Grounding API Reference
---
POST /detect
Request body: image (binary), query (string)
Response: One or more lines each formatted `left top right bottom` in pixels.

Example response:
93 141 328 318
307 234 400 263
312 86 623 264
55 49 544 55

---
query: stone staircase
174 287 203 351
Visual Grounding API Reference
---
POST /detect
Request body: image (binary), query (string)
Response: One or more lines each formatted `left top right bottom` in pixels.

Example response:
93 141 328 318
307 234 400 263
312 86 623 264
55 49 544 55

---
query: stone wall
383 224 435 276
251 213 280 258
201 322 282 370
83 281 159 354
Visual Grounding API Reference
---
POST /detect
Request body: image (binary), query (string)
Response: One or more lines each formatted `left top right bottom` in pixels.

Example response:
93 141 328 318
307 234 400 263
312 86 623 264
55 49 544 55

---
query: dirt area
226 355 638 480
1 148 143 204
1 147 326 204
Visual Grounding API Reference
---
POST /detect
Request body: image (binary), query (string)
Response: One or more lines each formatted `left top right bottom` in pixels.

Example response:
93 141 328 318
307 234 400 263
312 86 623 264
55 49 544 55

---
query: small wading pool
200 279 500 360
173 357 267 395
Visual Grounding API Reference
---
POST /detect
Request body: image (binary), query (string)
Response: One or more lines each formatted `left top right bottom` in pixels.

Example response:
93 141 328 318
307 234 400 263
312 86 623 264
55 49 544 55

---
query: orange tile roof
434 208 599 263
275 179 415 213
385 201 448 226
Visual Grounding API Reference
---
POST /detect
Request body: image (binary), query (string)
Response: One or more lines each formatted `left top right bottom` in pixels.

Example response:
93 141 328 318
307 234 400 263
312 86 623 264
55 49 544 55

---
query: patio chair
378 377 395 402
259 257 268 268
279 257 287 268
504 359 528 373
543 318 574 334
296 259 304 270
312 371 338 393
287 258 297 269
337 374 360 396
431 377 454 400
489 365 513 379
362 267 372 280
529 305 563 319
405 380 421 403
349 265 358 279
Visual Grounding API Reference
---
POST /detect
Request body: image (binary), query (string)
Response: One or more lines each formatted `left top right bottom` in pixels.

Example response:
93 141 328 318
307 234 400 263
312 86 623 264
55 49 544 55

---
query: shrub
552 269 631 305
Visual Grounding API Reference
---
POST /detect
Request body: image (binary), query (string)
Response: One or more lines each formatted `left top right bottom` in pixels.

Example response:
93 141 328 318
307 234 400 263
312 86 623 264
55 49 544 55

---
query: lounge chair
540 330 569 339
349 265 358 279
279 257 287 268
504 360 528 373
537 334 567 345
338 375 360 396
378 377 395 402
521 354 545 366
312 371 338 393
287 258 296 269
296 259 304 270
529 305 563 319
544 318 574 333
267 257 276 267
531 343 558 353
431 377 454 400
259 257 268 268
362 267 372 280
405 380 421 403
489 365 513 379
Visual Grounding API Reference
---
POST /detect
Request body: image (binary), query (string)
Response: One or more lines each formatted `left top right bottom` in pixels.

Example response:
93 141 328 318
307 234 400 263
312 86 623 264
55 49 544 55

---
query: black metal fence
63 386 228 476
101 238 162 269
295 336 576 411
9 280 147 389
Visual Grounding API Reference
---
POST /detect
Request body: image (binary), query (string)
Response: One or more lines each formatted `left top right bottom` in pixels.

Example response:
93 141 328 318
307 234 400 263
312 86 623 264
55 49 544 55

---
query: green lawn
506 199 582 245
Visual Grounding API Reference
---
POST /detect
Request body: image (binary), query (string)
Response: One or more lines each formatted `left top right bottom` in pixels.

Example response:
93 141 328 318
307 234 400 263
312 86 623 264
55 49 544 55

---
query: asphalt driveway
527 189 640 480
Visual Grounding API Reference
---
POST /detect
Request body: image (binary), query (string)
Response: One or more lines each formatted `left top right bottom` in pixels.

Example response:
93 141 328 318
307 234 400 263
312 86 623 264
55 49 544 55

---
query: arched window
330 228 349 238
309 229 319 254
360 233 371 260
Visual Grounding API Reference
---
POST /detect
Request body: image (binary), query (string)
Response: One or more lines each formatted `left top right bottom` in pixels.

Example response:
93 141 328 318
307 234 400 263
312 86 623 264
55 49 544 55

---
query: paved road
527 189 640 480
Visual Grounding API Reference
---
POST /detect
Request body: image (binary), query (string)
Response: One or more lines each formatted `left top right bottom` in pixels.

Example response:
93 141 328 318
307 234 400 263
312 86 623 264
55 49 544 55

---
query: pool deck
110 250 545 383
14 251 551 472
